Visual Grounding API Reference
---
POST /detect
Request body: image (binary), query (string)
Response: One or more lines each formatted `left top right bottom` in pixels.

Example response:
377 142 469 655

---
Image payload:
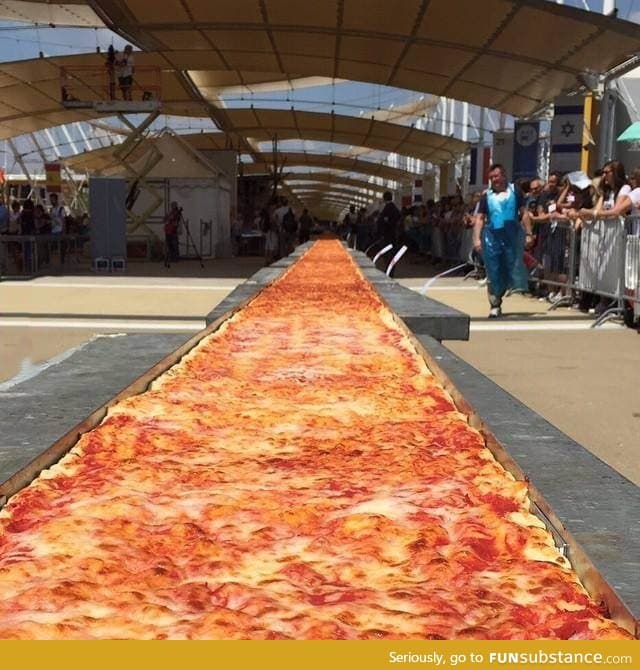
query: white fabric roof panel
0 1 103 26
5 1 640 118
222 108 468 163
79 0 640 116
243 152 418 182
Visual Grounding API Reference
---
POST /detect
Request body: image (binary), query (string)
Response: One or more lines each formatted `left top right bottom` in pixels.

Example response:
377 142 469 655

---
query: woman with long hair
576 160 631 316
579 160 631 218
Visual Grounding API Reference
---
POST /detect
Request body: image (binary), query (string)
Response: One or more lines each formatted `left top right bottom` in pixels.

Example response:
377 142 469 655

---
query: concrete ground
1 254 638 485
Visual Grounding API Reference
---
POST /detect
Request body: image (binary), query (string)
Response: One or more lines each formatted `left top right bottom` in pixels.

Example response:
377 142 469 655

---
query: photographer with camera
164 201 181 263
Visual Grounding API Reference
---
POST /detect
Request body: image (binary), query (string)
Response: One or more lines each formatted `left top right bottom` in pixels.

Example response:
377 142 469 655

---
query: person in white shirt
578 160 631 220
624 167 640 235
49 192 69 264
115 45 135 100
49 193 67 234
574 161 631 316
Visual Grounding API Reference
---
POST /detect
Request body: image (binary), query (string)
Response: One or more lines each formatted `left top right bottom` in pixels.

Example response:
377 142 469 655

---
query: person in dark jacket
376 191 401 246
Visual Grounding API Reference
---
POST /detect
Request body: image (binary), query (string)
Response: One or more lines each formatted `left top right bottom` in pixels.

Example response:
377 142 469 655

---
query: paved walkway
1 255 638 484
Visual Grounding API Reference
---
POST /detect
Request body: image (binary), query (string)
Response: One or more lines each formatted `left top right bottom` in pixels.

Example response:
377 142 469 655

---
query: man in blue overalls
473 164 533 318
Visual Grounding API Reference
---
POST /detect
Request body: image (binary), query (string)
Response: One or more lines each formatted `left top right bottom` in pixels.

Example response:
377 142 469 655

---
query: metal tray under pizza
0 249 636 638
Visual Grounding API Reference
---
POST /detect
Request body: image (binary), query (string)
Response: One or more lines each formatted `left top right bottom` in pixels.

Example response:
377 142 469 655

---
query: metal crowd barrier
624 216 640 323
431 226 444 261
0 234 89 277
529 216 640 327
534 218 577 309
421 214 639 329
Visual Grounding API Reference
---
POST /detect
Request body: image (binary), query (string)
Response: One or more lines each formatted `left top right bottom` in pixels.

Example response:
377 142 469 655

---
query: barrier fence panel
577 216 626 299
529 218 576 309
423 214 639 328
624 216 640 321
459 226 475 264
0 234 89 277
431 226 444 261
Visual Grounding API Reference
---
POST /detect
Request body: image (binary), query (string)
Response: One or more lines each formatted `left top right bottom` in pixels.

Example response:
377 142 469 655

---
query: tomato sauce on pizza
0 241 631 639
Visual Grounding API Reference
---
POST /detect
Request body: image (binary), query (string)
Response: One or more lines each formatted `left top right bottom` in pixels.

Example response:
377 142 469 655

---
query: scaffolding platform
60 65 162 111
62 99 161 113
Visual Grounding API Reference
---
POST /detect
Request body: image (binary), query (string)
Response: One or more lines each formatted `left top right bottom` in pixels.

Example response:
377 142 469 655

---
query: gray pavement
0 333 189 484
0 252 640 636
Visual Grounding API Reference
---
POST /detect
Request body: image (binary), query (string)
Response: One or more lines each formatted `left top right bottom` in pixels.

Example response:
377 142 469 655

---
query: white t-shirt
628 187 640 234
116 53 134 78
8 210 20 234
603 184 631 210
273 205 289 228
50 204 67 234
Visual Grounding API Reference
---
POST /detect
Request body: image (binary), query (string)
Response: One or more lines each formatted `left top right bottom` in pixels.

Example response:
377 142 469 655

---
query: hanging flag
469 145 492 189
512 121 540 182
412 178 423 203
401 183 412 208
469 147 478 186
492 131 514 180
550 95 585 173
45 162 62 193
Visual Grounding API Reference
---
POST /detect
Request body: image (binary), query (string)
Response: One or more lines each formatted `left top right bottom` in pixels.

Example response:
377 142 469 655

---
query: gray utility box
89 177 127 261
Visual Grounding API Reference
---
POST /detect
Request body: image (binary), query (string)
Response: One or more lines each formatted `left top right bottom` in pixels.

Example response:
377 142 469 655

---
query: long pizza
0 240 632 639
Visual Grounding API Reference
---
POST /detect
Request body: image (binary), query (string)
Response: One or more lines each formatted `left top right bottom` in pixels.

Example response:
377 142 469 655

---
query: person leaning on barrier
473 163 532 318
625 167 640 235
528 172 563 299
524 179 543 253
577 160 631 222
571 161 631 316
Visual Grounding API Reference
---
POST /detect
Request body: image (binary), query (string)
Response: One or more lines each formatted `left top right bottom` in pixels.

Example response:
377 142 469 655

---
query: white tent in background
126 132 234 259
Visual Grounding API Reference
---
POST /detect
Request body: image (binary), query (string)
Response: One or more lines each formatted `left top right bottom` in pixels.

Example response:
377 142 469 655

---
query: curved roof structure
242 152 420 183
0 1 102 26
219 108 467 162
283 172 395 192
289 184 381 200
3 0 640 217
0 52 205 140
10 0 639 117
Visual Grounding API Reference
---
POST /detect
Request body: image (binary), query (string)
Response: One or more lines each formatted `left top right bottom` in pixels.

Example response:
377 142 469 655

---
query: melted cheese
0 241 630 641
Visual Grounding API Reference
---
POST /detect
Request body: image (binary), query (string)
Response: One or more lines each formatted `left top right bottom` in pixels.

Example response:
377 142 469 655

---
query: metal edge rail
350 251 637 635
0 300 253 504
0 245 314 503
0 241 634 637
392 314 638 639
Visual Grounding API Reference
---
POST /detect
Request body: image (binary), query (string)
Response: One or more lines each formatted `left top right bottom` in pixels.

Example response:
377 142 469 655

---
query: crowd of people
337 161 640 323
0 193 88 273
234 196 315 265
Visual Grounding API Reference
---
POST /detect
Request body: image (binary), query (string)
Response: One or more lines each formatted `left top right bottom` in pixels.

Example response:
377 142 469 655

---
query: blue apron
482 184 529 297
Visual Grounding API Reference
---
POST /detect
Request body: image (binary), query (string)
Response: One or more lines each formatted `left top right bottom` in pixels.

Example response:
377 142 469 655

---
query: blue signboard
512 121 539 182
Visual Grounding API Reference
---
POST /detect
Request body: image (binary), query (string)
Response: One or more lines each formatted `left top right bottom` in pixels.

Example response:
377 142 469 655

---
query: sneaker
488 307 502 319
478 277 488 286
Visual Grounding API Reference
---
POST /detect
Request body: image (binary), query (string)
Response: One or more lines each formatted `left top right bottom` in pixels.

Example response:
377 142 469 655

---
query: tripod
180 213 204 269
164 210 204 269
